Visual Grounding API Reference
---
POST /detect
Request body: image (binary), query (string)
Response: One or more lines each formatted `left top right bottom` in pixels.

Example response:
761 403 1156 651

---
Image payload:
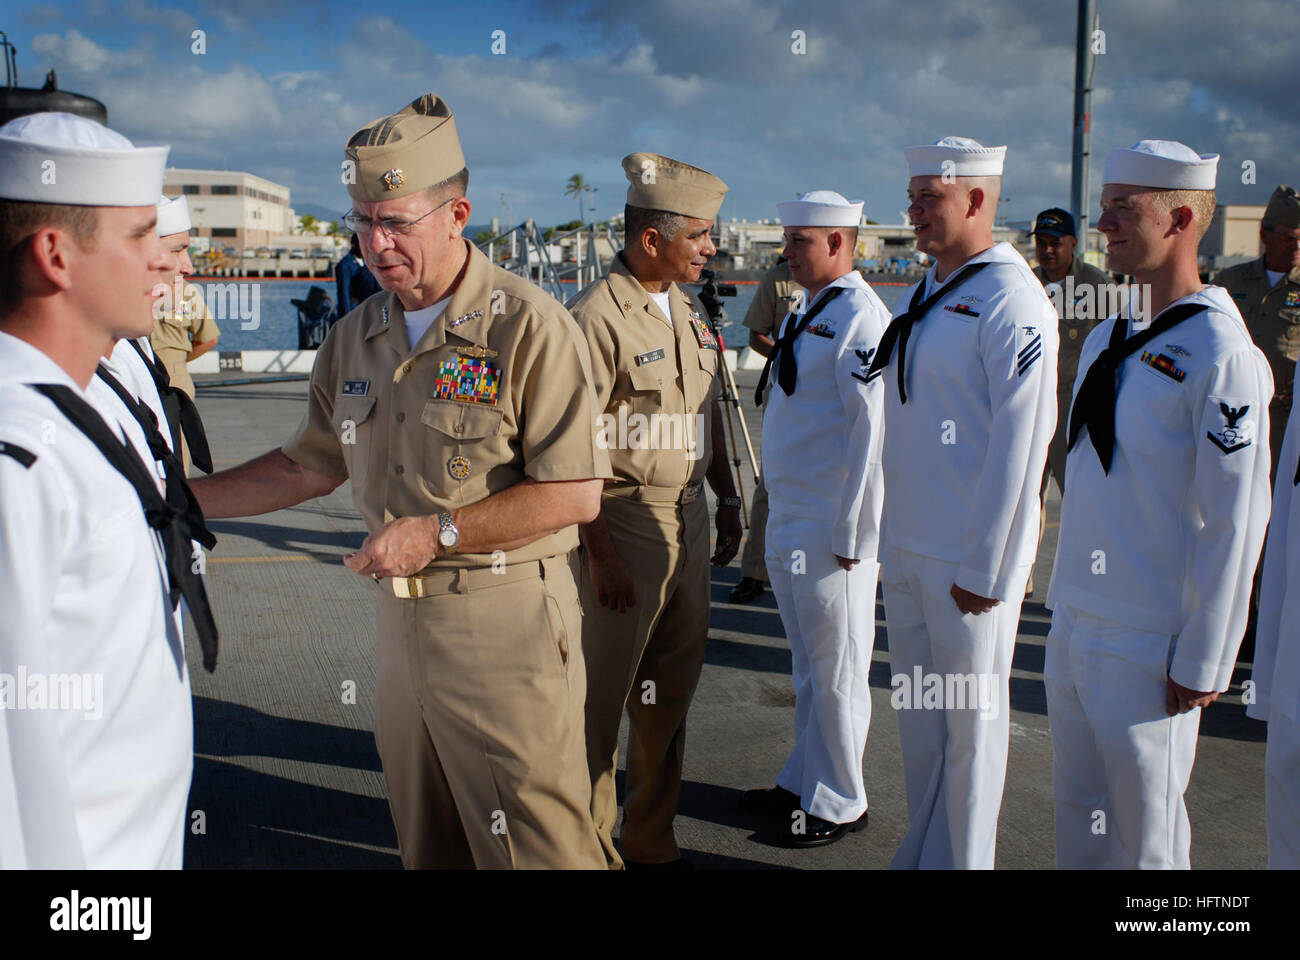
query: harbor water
197 276 910 352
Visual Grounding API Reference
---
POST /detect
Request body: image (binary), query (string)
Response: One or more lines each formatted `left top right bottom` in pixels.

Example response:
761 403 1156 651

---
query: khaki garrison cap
345 93 466 203
622 152 728 220
1264 185 1300 230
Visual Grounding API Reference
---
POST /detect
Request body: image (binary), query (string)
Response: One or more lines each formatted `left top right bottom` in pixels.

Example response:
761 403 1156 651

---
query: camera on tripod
698 268 737 326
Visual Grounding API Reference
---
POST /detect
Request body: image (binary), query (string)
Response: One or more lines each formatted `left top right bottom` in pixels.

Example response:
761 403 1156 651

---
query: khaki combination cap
345 93 466 203
1263 185 1300 230
623 152 727 220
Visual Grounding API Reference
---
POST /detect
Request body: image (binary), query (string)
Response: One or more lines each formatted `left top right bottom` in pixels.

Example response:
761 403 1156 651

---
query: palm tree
298 213 318 236
563 174 591 225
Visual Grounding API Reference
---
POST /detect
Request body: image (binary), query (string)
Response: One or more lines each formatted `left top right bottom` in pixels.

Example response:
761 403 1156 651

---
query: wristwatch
719 496 742 509
437 511 460 555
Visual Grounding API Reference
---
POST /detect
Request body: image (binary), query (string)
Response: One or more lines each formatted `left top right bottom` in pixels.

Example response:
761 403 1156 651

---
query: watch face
439 528 457 547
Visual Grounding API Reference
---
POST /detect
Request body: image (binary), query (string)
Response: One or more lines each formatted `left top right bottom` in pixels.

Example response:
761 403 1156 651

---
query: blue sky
9 0 1298 228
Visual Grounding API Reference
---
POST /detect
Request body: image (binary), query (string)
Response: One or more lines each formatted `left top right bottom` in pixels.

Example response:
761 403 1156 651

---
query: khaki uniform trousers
740 472 769 581
741 379 772 582
374 554 605 869
578 489 710 866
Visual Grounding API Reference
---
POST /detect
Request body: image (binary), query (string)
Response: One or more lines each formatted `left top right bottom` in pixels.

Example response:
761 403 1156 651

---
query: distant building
1201 203 1267 269
163 168 296 250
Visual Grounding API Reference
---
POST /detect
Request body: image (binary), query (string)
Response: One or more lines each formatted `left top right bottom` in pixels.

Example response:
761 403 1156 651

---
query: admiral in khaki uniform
568 153 741 868
1048 141 1272 868
190 94 611 869
731 257 803 604
1213 185 1300 484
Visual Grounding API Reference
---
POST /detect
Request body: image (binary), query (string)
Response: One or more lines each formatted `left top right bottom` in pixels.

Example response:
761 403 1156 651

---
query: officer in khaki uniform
190 93 611 869
568 152 742 868
731 257 803 604
1215 185 1300 483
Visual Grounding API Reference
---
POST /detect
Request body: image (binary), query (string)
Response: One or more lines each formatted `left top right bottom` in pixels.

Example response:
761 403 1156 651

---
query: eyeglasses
343 196 455 237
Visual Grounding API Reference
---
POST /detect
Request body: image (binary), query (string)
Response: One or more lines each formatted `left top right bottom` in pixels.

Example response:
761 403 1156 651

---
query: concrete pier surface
185 367 1267 869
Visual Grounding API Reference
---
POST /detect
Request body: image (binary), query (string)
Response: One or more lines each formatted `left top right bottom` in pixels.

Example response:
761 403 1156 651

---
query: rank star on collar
449 309 483 328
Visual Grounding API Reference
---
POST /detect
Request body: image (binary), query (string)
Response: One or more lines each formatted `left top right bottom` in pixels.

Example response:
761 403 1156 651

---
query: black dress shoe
739 785 801 815
728 577 767 603
624 857 694 871
787 809 869 848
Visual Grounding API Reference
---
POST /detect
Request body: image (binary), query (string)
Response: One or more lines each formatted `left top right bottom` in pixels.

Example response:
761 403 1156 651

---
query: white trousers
765 513 879 824
1045 602 1200 869
1265 711 1300 869
882 546 1021 869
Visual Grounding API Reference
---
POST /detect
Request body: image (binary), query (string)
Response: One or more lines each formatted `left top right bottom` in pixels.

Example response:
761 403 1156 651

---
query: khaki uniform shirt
742 260 803 338
283 241 611 568
150 282 220 398
567 254 719 489
1214 257 1300 404
1034 256 1113 400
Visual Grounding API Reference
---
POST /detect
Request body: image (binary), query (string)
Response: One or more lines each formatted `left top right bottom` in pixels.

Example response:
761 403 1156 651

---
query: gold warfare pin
456 345 499 359
448 455 471 480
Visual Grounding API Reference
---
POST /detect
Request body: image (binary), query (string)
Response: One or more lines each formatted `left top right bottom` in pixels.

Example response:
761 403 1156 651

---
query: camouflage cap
345 94 466 203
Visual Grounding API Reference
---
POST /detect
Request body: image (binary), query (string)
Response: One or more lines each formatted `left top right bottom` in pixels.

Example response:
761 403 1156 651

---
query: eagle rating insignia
1207 402 1254 454
851 347 877 384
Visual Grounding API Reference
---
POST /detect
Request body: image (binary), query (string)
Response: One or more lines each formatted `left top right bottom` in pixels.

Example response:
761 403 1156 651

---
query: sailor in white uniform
1250 401 1300 868
98 195 192 452
89 196 192 482
1047 140 1273 869
739 191 890 847
0 112 198 868
867 137 1058 869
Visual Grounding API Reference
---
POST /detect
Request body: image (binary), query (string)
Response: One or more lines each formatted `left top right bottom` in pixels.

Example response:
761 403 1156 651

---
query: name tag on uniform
635 348 666 366
341 379 370 396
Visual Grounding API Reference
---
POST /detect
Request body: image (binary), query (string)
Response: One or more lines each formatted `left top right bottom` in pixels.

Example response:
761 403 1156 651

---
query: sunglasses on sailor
342 195 456 237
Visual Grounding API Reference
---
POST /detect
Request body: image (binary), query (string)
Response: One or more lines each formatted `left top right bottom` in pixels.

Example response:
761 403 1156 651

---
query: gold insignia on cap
622 300 633 310
448 455 471 480
344 93 467 203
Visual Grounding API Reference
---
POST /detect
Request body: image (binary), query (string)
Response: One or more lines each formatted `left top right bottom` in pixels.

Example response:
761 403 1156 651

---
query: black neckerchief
1067 301 1209 474
866 260 993 403
754 286 846 405
126 339 213 473
28 381 219 672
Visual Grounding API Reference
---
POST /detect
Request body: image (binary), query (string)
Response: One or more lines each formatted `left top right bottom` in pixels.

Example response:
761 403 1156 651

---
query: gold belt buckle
392 575 426 599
